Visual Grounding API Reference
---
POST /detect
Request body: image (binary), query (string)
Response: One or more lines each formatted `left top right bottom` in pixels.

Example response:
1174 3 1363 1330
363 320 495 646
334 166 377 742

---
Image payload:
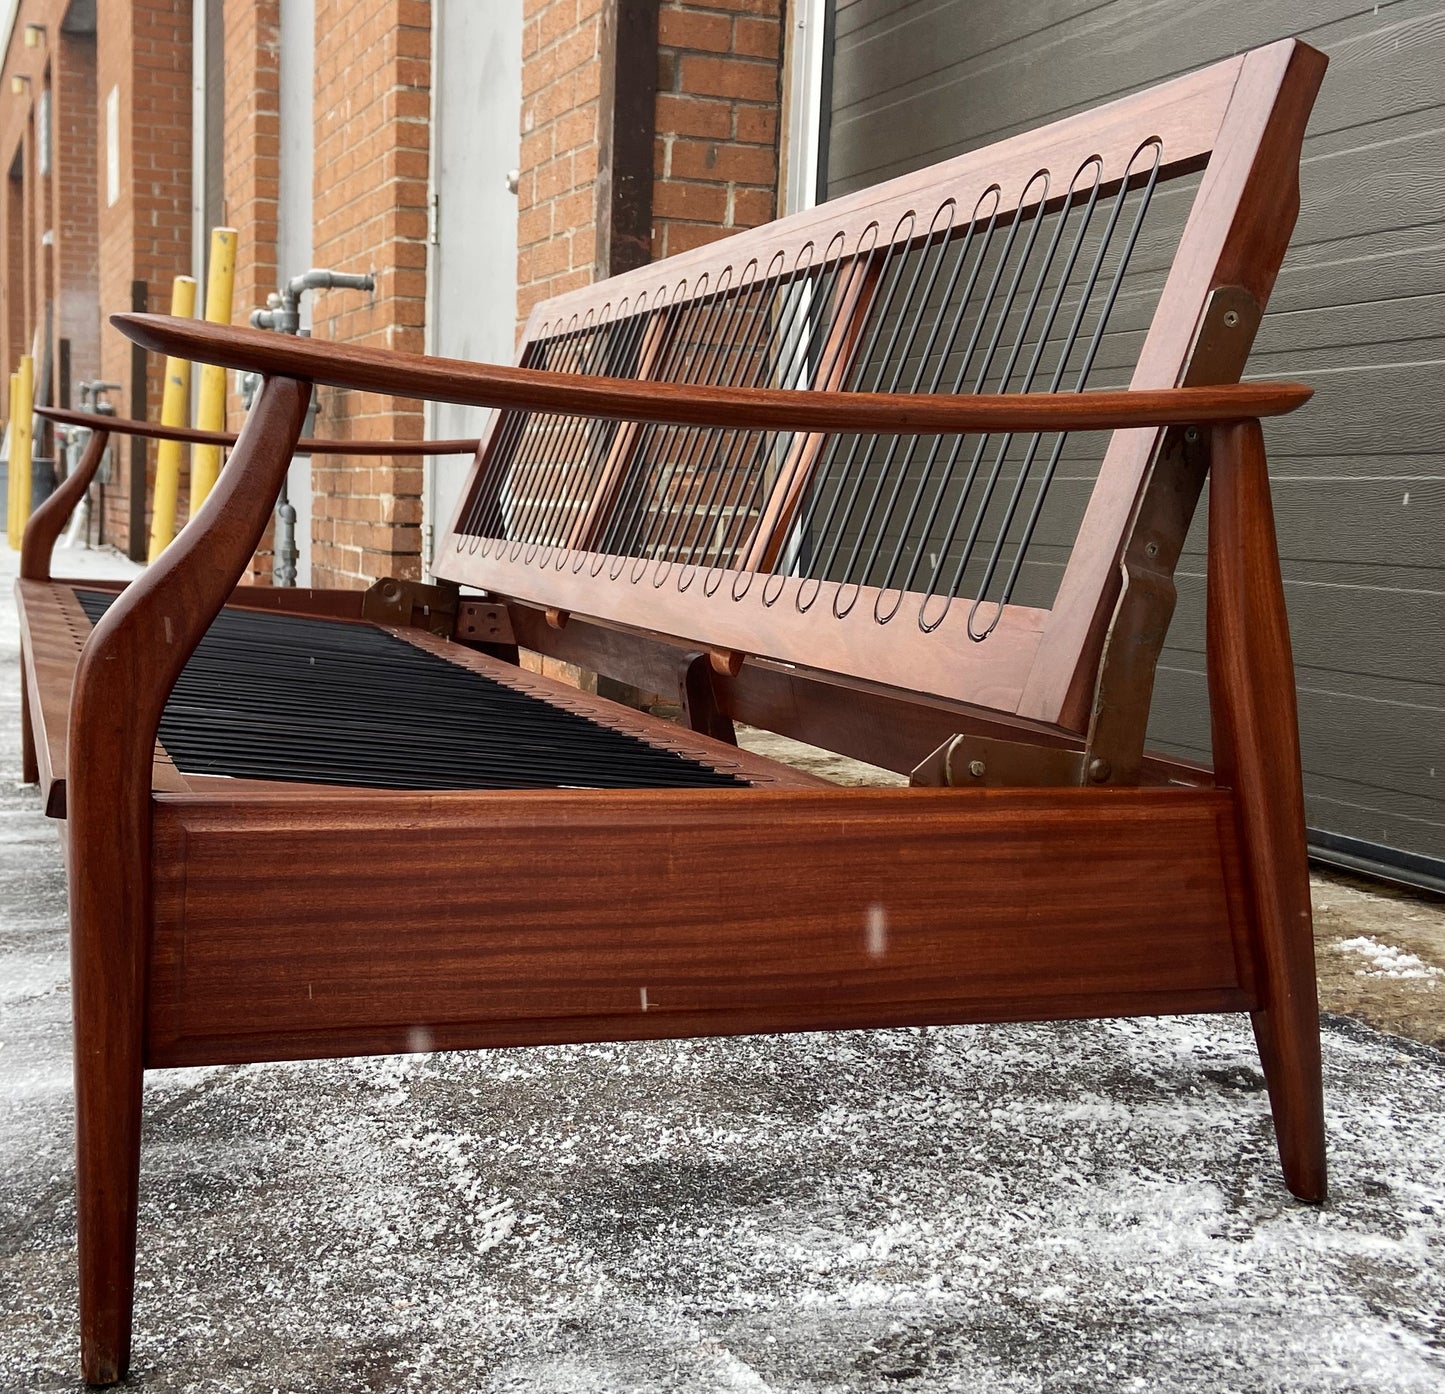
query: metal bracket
1077 285 1260 785
453 599 516 646
910 733 1098 788
1179 285 1263 389
361 577 460 637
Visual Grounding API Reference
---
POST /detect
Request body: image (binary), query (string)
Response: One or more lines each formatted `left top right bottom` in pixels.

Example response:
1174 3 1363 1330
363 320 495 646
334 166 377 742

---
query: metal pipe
250 268 375 334
60 383 119 549
248 267 374 585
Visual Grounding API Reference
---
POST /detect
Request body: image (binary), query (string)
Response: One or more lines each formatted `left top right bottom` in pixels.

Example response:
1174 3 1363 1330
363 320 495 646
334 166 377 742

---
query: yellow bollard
190 227 237 511
5 372 18 549
9 355 34 550
147 275 198 560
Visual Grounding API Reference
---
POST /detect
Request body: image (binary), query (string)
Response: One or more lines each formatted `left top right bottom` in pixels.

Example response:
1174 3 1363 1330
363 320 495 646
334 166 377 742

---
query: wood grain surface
64 378 311 1383
1207 419 1326 1202
110 315 1311 435
146 785 1254 1067
35 404 481 456
1022 38 1329 728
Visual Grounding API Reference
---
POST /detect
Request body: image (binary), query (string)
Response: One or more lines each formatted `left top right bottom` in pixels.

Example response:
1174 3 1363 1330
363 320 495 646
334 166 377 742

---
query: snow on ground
2 545 1443 1392
1334 937 1442 982
41 540 145 584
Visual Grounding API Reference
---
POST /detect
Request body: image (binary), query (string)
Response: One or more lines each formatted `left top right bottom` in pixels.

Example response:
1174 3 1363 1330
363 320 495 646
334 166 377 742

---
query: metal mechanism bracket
911 287 1260 791
361 578 460 637
1178 285 1263 388
453 599 516 646
910 734 1096 788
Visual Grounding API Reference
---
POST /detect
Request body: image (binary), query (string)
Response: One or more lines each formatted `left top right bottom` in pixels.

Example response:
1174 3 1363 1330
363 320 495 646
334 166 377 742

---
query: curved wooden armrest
114 313 1313 436
20 424 112 581
35 405 481 456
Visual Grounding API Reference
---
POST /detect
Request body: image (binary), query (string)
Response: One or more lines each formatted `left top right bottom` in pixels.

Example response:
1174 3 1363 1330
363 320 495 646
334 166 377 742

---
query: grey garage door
824 0 1445 891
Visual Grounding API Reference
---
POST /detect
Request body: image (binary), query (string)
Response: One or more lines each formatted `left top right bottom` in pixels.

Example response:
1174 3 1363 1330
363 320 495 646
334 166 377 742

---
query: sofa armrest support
64 375 312 1383
22 405 481 583
36 403 482 456
20 427 110 583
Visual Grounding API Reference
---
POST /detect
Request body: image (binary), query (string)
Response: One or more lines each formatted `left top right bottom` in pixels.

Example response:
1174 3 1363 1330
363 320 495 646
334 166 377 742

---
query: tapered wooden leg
71 914 145 1385
20 654 38 784
62 379 312 1380
1207 419 1326 1203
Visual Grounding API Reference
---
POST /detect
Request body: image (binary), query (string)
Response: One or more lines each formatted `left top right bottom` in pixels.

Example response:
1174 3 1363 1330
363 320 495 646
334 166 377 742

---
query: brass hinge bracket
361 577 460 637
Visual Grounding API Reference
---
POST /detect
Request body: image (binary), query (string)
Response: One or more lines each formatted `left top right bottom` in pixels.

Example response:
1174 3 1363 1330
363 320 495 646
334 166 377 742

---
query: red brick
662 221 734 255
679 54 778 103
733 15 781 58
669 138 776 186
655 92 732 139
734 103 778 145
731 184 777 227
652 179 729 223
658 8 732 53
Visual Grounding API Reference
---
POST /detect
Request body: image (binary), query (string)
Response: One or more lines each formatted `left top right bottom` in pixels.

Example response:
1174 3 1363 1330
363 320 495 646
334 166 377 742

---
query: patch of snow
1334 937 1442 981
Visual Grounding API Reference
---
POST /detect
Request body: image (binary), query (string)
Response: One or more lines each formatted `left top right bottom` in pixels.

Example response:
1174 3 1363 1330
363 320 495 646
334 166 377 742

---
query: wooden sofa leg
62 377 311 1382
20 656 38 785
68 777 149 1384
72 959 144 1385
1207 419 1326 1204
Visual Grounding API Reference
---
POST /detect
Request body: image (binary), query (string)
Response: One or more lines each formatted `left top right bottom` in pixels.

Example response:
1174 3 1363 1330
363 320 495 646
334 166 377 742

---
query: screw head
1184 427 1200 443
967 759 987 779
1088 758 1112 783
1223 309 1240 328
1144 541 1159 559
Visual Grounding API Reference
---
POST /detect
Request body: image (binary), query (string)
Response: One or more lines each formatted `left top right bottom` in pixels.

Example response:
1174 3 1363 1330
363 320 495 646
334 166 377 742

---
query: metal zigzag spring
75 592 744 791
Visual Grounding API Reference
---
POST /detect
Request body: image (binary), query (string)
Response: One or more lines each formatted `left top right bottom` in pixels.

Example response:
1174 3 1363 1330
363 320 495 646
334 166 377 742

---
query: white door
424 0 523 574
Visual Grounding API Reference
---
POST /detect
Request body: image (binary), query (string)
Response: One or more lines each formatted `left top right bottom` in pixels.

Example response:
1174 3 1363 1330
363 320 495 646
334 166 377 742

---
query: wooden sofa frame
16 39 1327 1384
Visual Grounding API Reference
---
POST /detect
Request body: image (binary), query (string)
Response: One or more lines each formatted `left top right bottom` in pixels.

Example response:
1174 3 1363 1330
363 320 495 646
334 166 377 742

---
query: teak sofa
16 38 1327 1385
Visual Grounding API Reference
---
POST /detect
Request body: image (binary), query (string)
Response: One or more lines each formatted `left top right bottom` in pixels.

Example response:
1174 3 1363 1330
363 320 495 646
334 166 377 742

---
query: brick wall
93 0 135 484
91 0 192 552
516 0 606 327
516 0 785 322
3 167 24 377
0 0 119 537
309 0 431 586
653 0 781 258
53 28 101 388
224 1 280 329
